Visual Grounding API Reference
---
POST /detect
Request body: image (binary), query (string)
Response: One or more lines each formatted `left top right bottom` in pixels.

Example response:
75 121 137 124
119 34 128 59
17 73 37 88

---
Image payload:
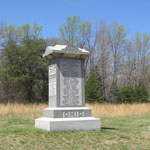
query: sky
0 0 150 38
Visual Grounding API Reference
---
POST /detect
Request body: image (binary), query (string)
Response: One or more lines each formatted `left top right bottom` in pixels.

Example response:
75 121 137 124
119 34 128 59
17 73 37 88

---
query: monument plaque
59 58 82 107
35 45 101 132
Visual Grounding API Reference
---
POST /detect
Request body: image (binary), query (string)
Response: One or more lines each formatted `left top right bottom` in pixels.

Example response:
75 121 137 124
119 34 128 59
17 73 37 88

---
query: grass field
0 103 150 150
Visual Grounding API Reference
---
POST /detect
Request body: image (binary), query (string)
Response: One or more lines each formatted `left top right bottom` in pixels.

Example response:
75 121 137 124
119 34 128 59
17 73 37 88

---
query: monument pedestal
35 107 101 132
35 117 100 132
35 45 101 132
43 107 92 118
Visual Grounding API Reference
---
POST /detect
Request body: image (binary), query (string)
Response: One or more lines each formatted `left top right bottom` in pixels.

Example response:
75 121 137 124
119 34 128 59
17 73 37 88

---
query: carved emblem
62 46 83 54
49 65 56 76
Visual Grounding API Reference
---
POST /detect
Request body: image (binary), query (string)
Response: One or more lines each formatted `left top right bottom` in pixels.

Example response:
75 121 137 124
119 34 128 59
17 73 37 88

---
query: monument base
43 107 92 118
35 117 101 132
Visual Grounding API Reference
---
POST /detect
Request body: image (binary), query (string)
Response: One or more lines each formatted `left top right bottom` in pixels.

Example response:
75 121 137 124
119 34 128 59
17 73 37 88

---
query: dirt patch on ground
142 131 150 139
103 140 118 145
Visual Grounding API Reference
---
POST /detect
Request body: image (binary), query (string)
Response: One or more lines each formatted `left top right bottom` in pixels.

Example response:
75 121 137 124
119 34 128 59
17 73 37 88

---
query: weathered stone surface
43 45 90 59
35 117 101 132
61 45 86 54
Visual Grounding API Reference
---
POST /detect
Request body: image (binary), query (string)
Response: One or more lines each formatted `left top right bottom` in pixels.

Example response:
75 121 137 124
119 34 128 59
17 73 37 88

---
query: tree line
0 16 149 103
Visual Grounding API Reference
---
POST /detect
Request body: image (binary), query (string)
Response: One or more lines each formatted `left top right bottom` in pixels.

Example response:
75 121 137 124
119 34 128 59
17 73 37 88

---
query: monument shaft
49 57 85 107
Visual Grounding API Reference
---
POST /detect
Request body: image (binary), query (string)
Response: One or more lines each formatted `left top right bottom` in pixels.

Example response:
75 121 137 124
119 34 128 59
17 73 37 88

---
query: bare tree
0 22 6 101
108 23 128 101
95 20 111 101
46 38 62 46
133 33 150 86
59 16 80 46
78 21 97 79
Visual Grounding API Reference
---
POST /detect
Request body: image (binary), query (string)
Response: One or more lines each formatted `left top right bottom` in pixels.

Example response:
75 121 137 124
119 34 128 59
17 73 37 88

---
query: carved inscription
49 78 56 96
62 46 83 54
49 65 56 76
60 59 82 106
62 110 85 118
49 65 56 96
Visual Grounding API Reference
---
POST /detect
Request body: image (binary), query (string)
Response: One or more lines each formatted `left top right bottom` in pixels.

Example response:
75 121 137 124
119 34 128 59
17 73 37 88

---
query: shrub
117 85 149 103
85 68 103 103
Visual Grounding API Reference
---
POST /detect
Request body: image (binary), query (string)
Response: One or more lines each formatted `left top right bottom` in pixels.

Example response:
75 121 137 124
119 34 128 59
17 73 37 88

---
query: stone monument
35 45 101 132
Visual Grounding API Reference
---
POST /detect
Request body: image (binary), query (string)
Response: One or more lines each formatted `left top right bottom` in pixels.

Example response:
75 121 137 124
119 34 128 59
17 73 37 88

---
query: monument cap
43 45 90 59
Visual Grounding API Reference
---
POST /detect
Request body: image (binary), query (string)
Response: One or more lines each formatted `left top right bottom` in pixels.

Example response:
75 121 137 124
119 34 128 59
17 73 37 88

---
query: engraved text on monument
49 65 56 96
60 59 82 106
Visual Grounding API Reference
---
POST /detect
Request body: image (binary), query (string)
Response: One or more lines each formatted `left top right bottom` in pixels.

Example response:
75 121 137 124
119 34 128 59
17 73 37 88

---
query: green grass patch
0 113 150 150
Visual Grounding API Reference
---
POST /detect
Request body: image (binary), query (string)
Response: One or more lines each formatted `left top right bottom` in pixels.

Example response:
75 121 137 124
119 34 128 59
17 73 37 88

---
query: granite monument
35 45 101 132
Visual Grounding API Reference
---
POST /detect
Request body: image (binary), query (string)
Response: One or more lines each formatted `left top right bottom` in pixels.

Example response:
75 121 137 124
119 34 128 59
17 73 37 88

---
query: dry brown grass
86 103 150 117
0 103 150 117
0 102 47 115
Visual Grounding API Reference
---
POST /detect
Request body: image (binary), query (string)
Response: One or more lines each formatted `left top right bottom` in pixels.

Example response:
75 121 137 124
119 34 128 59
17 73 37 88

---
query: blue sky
0 0 150 38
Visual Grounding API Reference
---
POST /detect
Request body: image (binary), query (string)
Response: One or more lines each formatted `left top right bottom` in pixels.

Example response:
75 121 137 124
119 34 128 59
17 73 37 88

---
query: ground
0 111 150 150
